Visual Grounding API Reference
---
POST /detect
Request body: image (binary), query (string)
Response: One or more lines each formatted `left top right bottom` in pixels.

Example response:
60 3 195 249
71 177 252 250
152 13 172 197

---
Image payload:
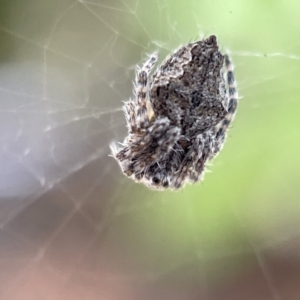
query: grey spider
111 35 238 190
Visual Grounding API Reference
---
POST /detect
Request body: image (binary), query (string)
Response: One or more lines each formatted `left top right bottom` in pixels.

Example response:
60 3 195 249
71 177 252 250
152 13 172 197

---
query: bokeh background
0 0 300 299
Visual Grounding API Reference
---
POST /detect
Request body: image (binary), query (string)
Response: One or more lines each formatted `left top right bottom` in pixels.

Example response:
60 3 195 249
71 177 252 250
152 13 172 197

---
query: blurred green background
0 0 299 299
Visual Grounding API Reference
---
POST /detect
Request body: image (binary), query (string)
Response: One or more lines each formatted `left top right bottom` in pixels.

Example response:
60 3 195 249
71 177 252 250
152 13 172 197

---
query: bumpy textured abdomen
149 35 228 137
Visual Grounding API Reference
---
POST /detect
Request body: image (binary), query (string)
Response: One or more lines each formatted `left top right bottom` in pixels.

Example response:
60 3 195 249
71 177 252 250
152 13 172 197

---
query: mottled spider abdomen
111 35 238 190
149 35 227 135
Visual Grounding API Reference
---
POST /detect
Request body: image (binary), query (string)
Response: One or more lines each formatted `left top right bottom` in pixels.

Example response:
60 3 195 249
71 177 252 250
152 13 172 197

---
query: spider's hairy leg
134 52 158 129
130 117 181 169
112 117 181 181
171 134 212 189
120 53 158 134
212 54 238 155
122 100 137 132
188 133 215 184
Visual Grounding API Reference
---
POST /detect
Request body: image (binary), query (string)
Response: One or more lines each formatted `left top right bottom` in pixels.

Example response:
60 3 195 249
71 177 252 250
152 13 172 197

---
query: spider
111 35 238 190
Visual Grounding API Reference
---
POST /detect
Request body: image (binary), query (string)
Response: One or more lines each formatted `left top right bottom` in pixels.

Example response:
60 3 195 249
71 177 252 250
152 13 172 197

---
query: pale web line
2 164 119 296
229 203 283 300
232 50 300 60
0 27 91 66
0 86 43 100
0 42 125 117
119 0 154 42
46 175 127 284
0 146 108 228
46 108 123 127
45 45 90 66
119 0 139 14
2 193 86 294
1 196 77 297
82 0 135 14
237 67 300 97
44 1 78 49
2 144 47 189
185 199 209 300
79 0 147 50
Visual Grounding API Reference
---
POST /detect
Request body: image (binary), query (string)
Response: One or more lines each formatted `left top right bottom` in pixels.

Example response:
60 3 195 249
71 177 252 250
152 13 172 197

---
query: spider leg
212 54 238 156
187 132 215 183
122 52 158 134
116 117 181 179
123 100 137 132
171 134 213 189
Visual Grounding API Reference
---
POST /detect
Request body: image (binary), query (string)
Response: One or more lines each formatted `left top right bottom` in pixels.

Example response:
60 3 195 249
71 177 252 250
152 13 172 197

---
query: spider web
1 0 300 299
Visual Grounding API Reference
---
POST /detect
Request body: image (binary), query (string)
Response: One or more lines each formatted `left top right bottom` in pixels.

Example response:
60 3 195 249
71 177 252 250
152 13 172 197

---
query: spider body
111 35 238 190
